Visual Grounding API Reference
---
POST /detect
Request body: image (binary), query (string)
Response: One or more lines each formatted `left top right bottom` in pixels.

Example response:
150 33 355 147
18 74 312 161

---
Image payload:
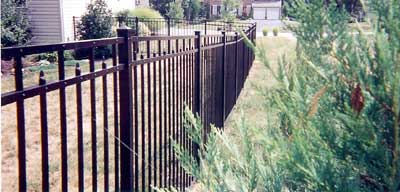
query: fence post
234 32 239 101
117 17 121 28
193 31 201 163
204 20 207 35
117 27 134 192
167 17 171 36
134 17 139 35
221 31 226 127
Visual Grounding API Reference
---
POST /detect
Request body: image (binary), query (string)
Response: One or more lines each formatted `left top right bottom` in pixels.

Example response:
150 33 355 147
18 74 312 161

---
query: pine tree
77 0 113 58
172 0 400 191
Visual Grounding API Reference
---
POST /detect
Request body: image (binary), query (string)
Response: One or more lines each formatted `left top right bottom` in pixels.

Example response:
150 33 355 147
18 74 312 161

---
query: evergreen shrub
77 0 113 59
172 0 400 191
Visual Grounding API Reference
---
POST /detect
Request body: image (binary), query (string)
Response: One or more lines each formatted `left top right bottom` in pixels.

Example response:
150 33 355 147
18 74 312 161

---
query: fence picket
1 22 256 192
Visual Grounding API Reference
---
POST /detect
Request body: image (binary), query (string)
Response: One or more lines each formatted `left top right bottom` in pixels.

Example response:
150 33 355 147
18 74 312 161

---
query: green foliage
284 0 364 21
182 0 202 20
78 0 113 40
1 0 32 47
249 7 254 19
33 51 75 63
150 0 173 17
129 8 164 31
34 53 58 63
115 9 151 35
189 0 202 20
166 1 184 19
77 0 113 59
200 3 210 19
171 0 400 191
272 27 279 36
262 27 269 36
221 0 239 22
130 7 164 20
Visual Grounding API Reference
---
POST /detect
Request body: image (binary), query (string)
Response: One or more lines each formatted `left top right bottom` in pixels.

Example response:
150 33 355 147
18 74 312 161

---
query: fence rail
73 16 253 40
1 22 256 192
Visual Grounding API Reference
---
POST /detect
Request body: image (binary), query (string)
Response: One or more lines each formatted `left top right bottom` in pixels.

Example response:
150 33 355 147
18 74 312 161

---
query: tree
166 1 184 19
1 0 32 47
150 0 174 17
173 0 400 191
78 0 113 40
199 2 210 18
189 0 201 20
182 0 201 20
221 0 239 22
284 0 364 21
77 0 113 58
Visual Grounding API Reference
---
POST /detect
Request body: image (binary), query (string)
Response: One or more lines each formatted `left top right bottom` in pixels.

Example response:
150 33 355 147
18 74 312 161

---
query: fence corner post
193 31 201 163
117 27 134 192
221 31 226 128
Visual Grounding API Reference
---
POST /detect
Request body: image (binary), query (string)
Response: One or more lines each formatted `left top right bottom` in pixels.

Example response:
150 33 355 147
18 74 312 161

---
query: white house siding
61 0 88 42
28 0 63 44
62 0 135 42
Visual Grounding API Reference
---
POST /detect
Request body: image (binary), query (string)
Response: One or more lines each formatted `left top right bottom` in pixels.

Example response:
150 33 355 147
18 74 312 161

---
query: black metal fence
73 16 253 40
1 22 256 192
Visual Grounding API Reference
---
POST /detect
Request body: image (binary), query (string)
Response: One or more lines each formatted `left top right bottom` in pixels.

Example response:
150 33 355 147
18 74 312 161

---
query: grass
1 36 295 191
1 54 191 191
224 36 297 139
188 36 297 191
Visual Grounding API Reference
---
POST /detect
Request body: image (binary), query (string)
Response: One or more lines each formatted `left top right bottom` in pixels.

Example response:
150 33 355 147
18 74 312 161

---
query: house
207 0 282 20
26 0 135 45
135 0 150 7
252 0 281 20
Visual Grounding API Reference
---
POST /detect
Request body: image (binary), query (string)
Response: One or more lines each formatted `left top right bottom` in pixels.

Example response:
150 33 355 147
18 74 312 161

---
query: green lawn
225 36 297 133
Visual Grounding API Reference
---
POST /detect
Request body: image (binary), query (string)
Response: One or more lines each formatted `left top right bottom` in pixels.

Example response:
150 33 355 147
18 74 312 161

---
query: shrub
115 9 151 35
129 8 164 31
262 27 268 36
33 51 75 63
77 0 113 59
272 27 279 36
166 1 184 20
35 53 58 63
173 0 400 191
64 51 75 61
221 0 240 22
1 0 32 47
189 0 201 20
149 0 173 17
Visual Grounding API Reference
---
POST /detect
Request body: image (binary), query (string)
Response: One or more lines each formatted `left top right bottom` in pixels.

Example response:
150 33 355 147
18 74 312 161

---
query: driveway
250 19 284 32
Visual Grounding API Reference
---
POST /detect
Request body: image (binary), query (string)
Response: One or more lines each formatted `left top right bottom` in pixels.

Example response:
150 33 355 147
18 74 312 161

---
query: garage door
266 8 280 20
253 8 265 20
